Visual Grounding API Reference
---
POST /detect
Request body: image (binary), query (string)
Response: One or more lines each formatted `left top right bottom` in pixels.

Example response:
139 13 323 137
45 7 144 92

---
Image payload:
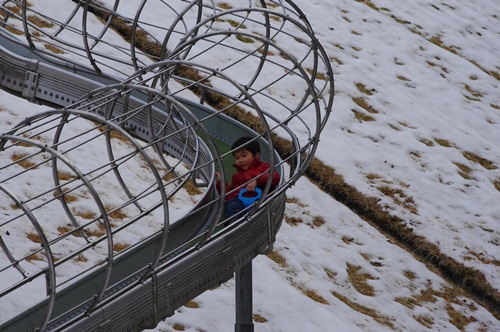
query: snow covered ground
0 0 499 331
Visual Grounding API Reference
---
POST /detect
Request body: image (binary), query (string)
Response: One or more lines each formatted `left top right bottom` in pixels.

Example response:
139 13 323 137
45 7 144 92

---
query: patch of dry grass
11 152 36 169
447 303 478 330
284 215 303 226
266 251 287 269
57 226 71 235
351 109 375 122
58 171 76 181
74 210 97 220
106 205 128 220
413 314 434 328
493 179 500 192
465 251 500 267
27 232 41 243
236 35 255 43
28 15 53 28
324 267 337 280
403 270 417 281
172 322 185 331
463 151 497 170
184 301 199 309
298 286 329 305
311 216 325 227
226 19 246 29
183 178 203 196
352 96 378 114
347 263 376 296
53 189 78 203
286 197 307 207
26 253 44 263
113 242 129 252
44 43 65 54
253 313 268 323
216 2 232 10
464 84 483 99
355 82 375 95
418 138 434 147
453 162 473 180
74 254 88 263
332 291 395 328
377 185 418 214
429 35 460 54
434 138 453 147
306 68 327 80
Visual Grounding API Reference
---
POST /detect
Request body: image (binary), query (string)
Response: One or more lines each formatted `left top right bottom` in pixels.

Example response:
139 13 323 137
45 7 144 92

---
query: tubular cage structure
0 1 334 330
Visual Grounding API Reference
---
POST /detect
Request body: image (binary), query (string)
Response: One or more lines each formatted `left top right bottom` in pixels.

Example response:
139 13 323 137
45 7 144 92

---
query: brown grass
493 179 500 192
324 267 337 280
74 210 97 220
447 303 478 330
286 196 307 207
352 96 378 114
266 251 287 269
172 322 185 331
454 162 473 180
184 301 199 309
74 254 88 263
53 189 78 203
377 185 418 214
183 178 203 196
284 215 303 226
58 171 76 181
11 152 36 169
106 206 128 220
403 270 417 281
113 242 129 252
463 151 497 170
464 84 483 99
57 226 71 235
27 232 42 243
434 138 453 147
332 291 395 328
236 35 255 43
26 253 44 262
44 43 65 54
429 35 460 54
355 82 375 95
347 263 376 296
414 314 434 328
253 313 268 323
28 15 53 28
298 286 329 305
419 138 434 147
311 216 325 227
216 2 232 10
352 109 375 122
306 68 327 80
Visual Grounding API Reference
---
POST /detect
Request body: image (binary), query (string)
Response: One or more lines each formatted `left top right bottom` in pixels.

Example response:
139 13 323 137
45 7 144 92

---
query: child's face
233 148 258 170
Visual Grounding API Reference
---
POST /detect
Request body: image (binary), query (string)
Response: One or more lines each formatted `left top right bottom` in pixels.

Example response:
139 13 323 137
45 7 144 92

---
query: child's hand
215 172 221 182
246 180 257 192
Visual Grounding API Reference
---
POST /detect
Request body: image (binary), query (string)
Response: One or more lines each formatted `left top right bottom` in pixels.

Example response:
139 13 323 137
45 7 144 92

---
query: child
215 136 280 224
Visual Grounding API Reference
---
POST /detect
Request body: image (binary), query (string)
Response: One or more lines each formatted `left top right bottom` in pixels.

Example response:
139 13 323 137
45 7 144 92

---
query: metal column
235 261 254 332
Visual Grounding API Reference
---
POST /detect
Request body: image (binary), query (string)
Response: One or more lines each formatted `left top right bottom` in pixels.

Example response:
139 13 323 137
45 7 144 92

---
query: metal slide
0 1 334 331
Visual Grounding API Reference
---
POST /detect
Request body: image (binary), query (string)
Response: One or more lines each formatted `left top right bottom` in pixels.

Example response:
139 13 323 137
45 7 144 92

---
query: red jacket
216 159 280 202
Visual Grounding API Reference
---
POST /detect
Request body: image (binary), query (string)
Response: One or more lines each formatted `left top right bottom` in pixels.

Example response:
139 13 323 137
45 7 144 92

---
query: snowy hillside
0 0 498 331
